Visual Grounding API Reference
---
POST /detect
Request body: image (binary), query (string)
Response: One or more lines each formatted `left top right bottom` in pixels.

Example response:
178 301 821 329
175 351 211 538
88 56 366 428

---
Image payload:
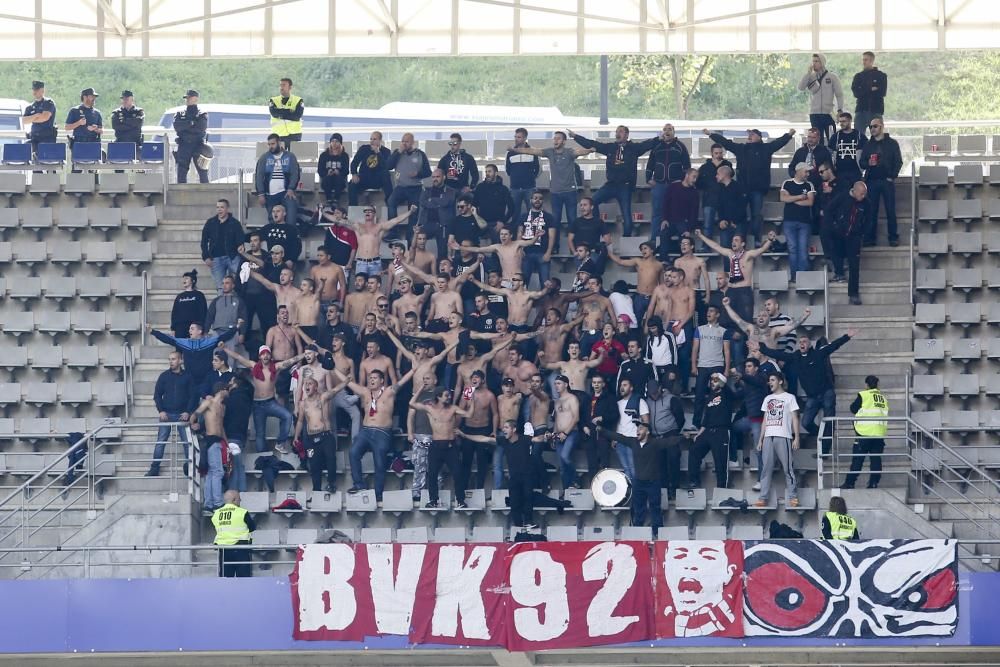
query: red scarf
252 361 276 382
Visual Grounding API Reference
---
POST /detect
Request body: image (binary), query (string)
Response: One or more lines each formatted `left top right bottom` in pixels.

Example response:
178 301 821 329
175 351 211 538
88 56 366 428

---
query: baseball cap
183 89 199 99
269 244 285 254
748 128 762 137
80 87 99 97
258 345 272 355
555 374 570 385
618 313 633 325
120 90 134 98
501 377 515 386
31 81 44 90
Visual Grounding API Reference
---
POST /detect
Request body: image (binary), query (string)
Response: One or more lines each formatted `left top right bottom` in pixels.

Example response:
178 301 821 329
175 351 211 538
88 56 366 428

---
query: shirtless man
371 294 400 334
325 333 363 440
490 318 519 377
250 270 325 335
343 273 375 330
346 204 416 278
463 227 534 281
425 273 466 321
695 228 773 324
384 327 459 389
265 305 301 363
409 387 473 508
190 381 229 510
542 340 605 392
470 272 547 330
402 256 479 298
525 372 552 445
310 246 347 306
454 337 513 401
535 307 585 365
674 236 711 298
249 266 297 313
551 374 581 490
333 365 417 500
358 339 398 386
457 369 500 489
405 229 436 282
647 267 694 333
292 344 331 407
530 277 587 328
227 344 306 454
407 312 493 389
606 240 664 320
722 296 811 349
578 276 617 353
390 275 428 323
293 375 348 493
384 241 410 296
503 345 540 395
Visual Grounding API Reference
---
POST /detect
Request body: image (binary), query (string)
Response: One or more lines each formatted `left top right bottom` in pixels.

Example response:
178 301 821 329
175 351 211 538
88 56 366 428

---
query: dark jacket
438 150 480 191
715 179 747 227
505 147 540 190
350 144 391 182
859 134 902 181
760 335 851 396
473 176 515 225
318 150 350 182
224 382 254 442
171 290 207 337
616 357 657 397
788 144 833 187
200 215 245 260
573 135 659 186
645 138 691 184
111 105 144 144
733 362 778 419
417 184 457 235
700 385 737 429
259 221 301 262
696 158 733 208
200 369 234 402
584 390 619 433
709 132 794 193
153 368 197 414
828 192 870 239
254 149 302 195
151 328 237 386
851 68 888 114
172 106 207 146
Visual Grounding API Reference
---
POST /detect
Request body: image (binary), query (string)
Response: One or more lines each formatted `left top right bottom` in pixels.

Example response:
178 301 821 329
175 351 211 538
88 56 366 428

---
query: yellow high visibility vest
269 95 303 137
854 388 888 437
212 503 250 545
825 511 858 540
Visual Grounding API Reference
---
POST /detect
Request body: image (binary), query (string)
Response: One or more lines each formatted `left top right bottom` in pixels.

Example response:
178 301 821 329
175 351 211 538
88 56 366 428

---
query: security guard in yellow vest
268 77 304 147
822 495 859 539
843 374 889 489
213 489 256 577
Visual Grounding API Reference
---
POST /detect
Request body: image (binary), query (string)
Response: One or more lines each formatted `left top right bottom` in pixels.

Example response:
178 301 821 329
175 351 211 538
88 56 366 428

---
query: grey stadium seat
70 311 106 337
112 274 145 299
56 206 89 233
397 527 429 543
470 526 504 543
89 208 123 234
42 276 76 302
0 208 18 233
83 241 117 267
21 207 53 233
694 525 727 540
951 268 983 293
911 374 944 398
2 312 34 337
63 345 100 372
0 348 27 372
37 311 71 337
953 164 984 187
914 303 946 329
24 382 58 407
917 199 948 227
78 277 111 301
28 173 60 198
950 339 982 364
915 269 946 296
918 164 949 187
98 173 130 196
948 302 982 328
60 382 94 407
948 374 980 398
49 240 83 268
64 173 95 197
125 206 158 232
951 198 983 224
29 345 63 370
121 241 153 266
913 338 945 362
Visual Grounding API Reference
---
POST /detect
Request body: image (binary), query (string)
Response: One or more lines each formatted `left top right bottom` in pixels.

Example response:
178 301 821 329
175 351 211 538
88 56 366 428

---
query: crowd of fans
142 51 890 528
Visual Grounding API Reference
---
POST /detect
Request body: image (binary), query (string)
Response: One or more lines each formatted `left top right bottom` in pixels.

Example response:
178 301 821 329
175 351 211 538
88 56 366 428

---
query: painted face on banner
743 539 958 637
660 541 742 637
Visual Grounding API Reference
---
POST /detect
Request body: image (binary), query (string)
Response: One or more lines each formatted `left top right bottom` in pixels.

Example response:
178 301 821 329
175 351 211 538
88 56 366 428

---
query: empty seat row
0 275 144 302
0 382 125 408
916 267 1000 293
0 345 124 372
0 240 153 267
0 173 163 204
911 410 1000 431
915 302 998 327
912 373 1000 398
0 417 121 439
917 231 999 259
0 206 157 233
913 338 1000 363
921 135 1000 158
1 311 142 338
918 198 996 223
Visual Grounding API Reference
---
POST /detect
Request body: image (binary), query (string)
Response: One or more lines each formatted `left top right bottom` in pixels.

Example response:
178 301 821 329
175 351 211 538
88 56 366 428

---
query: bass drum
591 468 632 507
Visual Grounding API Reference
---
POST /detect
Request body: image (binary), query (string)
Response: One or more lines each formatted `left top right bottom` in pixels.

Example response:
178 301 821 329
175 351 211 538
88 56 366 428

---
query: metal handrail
122 341 134 422
140 269 148 346
0 422 196 549
819 415 1000 541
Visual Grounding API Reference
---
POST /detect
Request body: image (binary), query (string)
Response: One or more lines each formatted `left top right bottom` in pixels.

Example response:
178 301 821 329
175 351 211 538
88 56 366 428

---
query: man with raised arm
294 375 348 493
341 204 416 279
606 240 664 322
462 227 534 280
226 344 305 454
409 387 473 508
470 272 547 331
695 229 772 325
508 131 592 237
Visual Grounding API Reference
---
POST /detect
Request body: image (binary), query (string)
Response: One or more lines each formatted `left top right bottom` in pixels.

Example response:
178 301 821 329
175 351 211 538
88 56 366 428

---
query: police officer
843 374 889 489
212 489 256 577
174 89 209 184
268 77 304 147
111 90 144 149
65 87 103 149
822 495 859 540
22 80 57 156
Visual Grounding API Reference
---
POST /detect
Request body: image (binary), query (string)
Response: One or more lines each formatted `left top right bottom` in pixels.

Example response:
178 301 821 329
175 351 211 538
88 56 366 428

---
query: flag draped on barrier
289 539 958 647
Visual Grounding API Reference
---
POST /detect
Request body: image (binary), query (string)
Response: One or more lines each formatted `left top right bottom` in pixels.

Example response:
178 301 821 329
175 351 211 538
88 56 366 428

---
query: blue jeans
265 192 297 226
702 206 717 241
252 398 293 453
615 440 636 481
730 417 762 471
150 412 188 474
349 426 392 499
521 250 549 291
549 190 577 227
491 440 506 490
355 257 382 279
631 478 661 529
649 182 669 241
210 256 242 295
386 184 421 220
557 431 578 489
866 178 898 244
510 187 533 221
746 190 764 242
632 293 651 324
803 388 837 435
784 218 810 281
592 182 634 235
204 441 224 510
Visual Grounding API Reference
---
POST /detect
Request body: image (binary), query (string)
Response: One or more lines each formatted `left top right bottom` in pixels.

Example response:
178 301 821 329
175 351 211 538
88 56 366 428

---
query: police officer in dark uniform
111 90 144 151
65 88 103 172
173 89 209 184
23 80 57 156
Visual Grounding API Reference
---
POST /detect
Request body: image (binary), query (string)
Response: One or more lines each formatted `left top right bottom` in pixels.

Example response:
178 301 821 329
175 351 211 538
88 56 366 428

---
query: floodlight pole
599 55 609 127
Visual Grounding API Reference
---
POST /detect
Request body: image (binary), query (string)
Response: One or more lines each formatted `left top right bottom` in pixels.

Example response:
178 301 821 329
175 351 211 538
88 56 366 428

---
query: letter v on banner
409 543 506 646
367 543 427 636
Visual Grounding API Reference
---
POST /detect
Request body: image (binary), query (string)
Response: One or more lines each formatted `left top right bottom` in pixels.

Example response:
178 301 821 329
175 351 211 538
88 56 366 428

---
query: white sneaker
751 482 761 492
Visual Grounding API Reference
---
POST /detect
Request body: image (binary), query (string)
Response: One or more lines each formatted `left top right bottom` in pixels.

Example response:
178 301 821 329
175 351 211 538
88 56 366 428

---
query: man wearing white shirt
756 371 800 508
614 378 649 481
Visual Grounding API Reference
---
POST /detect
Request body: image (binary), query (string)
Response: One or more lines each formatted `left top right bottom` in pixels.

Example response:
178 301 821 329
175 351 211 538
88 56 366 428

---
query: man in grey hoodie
798 53 844 143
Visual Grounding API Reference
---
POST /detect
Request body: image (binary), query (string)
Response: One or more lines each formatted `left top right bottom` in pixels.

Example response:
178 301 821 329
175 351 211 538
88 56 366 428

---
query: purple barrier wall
0 572 994 652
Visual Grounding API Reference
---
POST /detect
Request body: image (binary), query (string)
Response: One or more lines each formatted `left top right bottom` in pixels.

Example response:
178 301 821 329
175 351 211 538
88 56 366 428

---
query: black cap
31 81 44 90
120 90 134 98
329 132 343 143
501 377 515 386
80 87 99 97
748 128 763 137
184 89 199 99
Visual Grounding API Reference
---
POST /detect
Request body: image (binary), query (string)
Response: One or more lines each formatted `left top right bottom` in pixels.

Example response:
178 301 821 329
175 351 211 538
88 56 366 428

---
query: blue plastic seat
71 142 102 164
3 143 31 165
36 143 66 165
140 142 164 163
107 142 136 164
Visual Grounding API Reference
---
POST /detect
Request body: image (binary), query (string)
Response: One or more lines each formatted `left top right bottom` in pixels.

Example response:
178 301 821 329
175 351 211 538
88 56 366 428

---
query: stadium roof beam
0 0 998 59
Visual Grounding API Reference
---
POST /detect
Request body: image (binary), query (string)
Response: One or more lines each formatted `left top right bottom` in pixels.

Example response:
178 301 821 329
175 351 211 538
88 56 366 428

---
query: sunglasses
363 208 375 213
869 125 880 129
448 141 459 146
377 303 388 309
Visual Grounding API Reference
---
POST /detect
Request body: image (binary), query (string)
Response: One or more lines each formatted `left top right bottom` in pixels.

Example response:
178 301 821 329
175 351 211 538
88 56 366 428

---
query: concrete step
826 283 913 306
828 303 913 318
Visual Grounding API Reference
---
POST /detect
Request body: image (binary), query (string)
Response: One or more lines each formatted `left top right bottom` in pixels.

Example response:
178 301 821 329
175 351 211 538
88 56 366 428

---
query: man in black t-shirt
780 163 816 283
568 196 611 274
448 194 486 251
519 190 556 290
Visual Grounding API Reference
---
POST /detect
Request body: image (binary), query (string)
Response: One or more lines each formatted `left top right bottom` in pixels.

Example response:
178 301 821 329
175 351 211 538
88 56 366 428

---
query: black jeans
631 478 662 529
428 439 465 504
508 474 534 526
843 233 863 297
306 430 337 491
584 431 612 482
460 425 493 490
843 437 885 488
810 113 836 144
688 427 729 489
693 367 724 427
656 433 683 494
176 144 209 183
218 543 252 577
244 293 277 340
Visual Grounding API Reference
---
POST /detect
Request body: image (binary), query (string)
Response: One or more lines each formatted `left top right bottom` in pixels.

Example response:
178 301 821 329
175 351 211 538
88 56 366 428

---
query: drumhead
592 468 631 507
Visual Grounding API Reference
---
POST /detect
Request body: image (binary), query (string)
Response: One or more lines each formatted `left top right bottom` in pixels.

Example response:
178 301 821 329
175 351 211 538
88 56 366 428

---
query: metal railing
0 421 196 550
909 161 917 307
140 269 148 346
122 341 135 422
819 415 1000 542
